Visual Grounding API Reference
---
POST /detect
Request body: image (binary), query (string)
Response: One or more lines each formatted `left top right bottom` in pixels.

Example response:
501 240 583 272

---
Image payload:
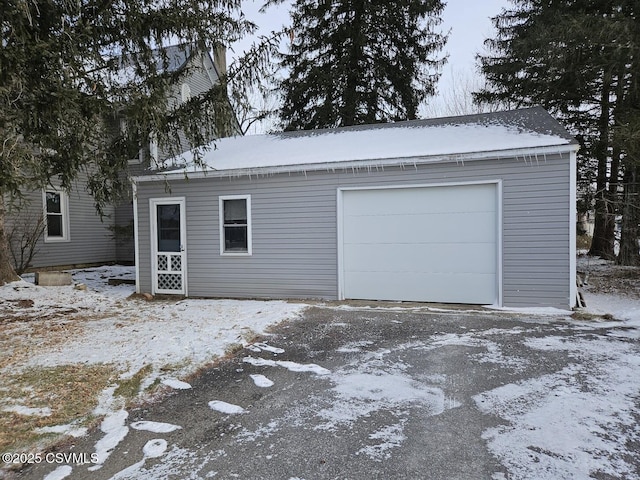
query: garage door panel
343 243 496 274
344 211 496 244
344 271 497 304
341 183 498 304
344 184 496 216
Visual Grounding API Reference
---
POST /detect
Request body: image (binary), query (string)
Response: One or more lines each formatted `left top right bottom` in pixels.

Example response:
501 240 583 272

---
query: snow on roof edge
134 108 577 182
133 143 578 183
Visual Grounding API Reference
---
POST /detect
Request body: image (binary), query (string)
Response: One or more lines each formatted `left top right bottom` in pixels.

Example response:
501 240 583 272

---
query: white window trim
42 189 70 243
219 194 252 256
181 83 191 103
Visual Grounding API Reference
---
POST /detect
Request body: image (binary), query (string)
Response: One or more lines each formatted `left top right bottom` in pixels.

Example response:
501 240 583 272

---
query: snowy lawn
0 266 307 457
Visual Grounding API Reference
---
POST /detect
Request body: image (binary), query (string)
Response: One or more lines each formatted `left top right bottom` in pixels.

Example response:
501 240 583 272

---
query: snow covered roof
137 107 578 181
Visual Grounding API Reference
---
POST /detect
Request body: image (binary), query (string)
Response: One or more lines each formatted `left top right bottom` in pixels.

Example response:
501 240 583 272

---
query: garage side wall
135 153 572 308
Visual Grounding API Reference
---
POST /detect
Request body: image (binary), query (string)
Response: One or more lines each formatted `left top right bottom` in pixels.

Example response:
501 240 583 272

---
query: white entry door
340 183 499 305
151 198 186 295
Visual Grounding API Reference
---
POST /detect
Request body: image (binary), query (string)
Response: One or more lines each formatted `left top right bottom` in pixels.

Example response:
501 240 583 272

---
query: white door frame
337 180 503 306
150 197 187 295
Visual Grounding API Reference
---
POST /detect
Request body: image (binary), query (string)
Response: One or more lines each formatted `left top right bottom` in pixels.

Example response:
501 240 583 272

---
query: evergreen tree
475 0 640 264
276 0 448 130
0 0 264 283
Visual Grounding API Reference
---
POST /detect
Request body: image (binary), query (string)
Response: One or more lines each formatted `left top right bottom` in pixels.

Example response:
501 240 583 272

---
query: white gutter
133 143 580 183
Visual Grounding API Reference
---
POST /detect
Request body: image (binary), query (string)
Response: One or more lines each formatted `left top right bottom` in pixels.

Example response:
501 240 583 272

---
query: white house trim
218 194 252 256
133 182 141 294
42 189 71 243
569 149 578 308
150 197 187 296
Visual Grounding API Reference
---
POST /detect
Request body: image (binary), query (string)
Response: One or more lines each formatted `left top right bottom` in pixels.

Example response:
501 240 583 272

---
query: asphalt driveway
15 306 640 480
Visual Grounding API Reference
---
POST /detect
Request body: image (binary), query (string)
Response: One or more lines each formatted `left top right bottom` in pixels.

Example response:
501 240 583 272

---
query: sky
230 0 512 130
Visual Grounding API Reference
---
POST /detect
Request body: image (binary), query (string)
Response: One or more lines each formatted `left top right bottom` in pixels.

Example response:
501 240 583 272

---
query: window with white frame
181 83 191 103
219 195 251 255
43 190 70 242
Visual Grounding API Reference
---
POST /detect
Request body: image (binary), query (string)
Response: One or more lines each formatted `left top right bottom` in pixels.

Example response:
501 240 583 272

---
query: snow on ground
0 265 307 477
160 379 192 390
476 335 640 479
136 256 637 477
249 374 274 388
2 266 307 381
242 357 331 375
577 255 640 321
2 258 639 479
88 409 129 470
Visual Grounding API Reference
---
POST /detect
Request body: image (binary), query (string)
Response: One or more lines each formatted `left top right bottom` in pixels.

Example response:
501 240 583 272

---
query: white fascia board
133 143 579 184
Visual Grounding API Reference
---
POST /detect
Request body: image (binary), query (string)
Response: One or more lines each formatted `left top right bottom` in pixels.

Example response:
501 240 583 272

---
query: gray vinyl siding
114 200 135 264
166 55 220 155
135 152 573 308
7 175 116 269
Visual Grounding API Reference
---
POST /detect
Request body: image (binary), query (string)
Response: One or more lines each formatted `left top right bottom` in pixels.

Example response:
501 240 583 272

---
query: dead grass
577 234 592 250
0 306 110 372
571 311 614 321
114 364 153 401
0 364 116 454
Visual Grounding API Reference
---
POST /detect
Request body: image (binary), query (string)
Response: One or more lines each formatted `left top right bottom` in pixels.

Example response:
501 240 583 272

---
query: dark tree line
475 0 640 265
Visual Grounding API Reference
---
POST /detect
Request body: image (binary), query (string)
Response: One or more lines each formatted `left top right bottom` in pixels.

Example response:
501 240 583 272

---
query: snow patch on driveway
89 409 129 471
243 356 331 375
249 374 274 388
161 378 192 390
130 421 182 433
475 334 640 479
316 370 448 429
208 400 246 415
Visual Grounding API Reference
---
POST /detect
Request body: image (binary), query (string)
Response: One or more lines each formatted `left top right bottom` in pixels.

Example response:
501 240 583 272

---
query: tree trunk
617 165 640 266
589 73 615 258
0 196 21 285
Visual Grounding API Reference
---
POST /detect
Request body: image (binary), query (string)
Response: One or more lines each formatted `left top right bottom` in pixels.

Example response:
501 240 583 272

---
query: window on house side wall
43 190 70 242
181 83 191 103
219 195 251 255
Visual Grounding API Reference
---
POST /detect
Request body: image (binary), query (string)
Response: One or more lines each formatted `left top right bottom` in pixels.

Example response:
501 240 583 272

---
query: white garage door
341 183 498 304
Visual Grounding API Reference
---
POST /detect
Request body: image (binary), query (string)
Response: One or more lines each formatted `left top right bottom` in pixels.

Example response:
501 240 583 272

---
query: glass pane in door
157 204 181 252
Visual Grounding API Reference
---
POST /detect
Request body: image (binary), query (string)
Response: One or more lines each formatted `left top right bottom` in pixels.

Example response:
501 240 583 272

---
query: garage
134 107 579 308
340 182 499 304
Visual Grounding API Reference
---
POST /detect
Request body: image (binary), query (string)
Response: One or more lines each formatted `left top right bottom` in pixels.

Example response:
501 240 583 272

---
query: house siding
135 152 574 308
7 173 116 269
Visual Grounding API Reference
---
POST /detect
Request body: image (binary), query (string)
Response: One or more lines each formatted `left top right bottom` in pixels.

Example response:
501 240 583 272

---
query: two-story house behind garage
6 43 237 272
